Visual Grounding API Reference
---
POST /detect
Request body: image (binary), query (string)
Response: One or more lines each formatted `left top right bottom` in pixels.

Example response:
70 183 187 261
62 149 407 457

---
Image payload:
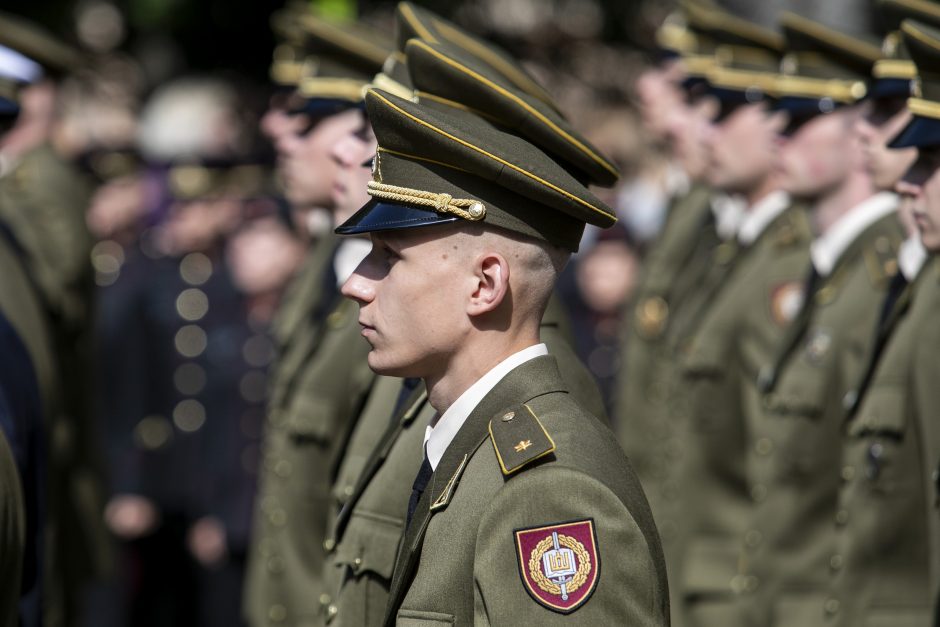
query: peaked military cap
682 2 783 108
405 38 619 187
0 47 27 116
335 88 616 252
774 12 880 117
293 14 392 111
382 2 558 112
675 0 722 89
889 20 940 148
872 0 940 99
0 10 82 76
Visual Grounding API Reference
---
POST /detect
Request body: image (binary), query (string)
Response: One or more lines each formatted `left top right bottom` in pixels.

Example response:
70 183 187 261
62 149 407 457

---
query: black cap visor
335 198 460 235
888 115 940 149
866 77 913 101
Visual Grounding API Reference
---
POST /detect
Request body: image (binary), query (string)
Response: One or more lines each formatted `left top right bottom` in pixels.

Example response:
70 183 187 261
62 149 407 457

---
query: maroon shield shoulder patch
514 519 600 614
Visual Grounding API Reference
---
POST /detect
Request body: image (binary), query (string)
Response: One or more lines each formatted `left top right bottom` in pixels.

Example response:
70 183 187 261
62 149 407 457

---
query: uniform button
327 604 338 618
745 530 762 548
824 598 840 614
841 466 855 481
267 556 284 574
268 604 286 623
755 438 774 456
269 509 286 526
751 484 767 503
343 484 354 497
835 509 849 526
353 557 363 569
842 390 857 411
829 554 843 571
319 594 331 607
274 460 291 478
323 538 336 552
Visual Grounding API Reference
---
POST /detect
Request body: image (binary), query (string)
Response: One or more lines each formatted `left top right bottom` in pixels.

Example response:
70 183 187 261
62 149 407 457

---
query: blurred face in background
260 90 297 144
330 113 377 225
855 97 917 192
898 147 940 251
86 174 147 241
706 101 787 196
227 215 305 296
664 91 718 181
776 107 862 200
635 59 686 143
276 106 364 211
159 195 241 256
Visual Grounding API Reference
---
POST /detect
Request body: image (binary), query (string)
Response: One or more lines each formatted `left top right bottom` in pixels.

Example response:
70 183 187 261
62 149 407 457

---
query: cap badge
515 520 599 613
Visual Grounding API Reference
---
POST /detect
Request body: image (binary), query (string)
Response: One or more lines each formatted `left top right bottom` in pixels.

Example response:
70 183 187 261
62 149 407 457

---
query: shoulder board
863 233 900 289
488 403 555 476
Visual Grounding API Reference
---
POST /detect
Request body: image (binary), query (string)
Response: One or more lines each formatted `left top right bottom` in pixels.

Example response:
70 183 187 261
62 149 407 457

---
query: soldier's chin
366 352 419 378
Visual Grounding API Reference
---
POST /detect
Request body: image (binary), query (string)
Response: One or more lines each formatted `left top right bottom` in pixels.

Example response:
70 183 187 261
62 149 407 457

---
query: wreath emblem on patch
514 519 599 613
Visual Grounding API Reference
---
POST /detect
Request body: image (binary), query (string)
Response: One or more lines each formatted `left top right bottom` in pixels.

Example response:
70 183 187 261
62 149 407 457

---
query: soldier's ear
467 251 510 318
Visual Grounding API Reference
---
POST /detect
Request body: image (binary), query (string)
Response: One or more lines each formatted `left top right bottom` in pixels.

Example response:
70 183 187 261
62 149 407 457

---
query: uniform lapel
383 356 567 625
333 385 429 543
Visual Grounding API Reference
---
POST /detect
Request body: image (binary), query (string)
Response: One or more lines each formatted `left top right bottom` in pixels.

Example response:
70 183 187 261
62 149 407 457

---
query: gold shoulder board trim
488 403 556 476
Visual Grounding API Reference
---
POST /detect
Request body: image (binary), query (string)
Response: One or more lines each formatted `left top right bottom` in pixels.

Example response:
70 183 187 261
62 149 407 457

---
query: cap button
468 202 485 219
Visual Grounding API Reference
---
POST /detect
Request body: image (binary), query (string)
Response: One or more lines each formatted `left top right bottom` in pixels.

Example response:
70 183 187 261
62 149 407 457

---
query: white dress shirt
810 192 898 277
898 234 928 282
737 191 792 246
423 343 549 471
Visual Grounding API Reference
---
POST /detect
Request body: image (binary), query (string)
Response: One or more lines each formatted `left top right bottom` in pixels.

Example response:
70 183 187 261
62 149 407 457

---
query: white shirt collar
0 44 42 83
810 192 898 277
710 193 747 241
333 238 371 287
665 162 690 199
423 343 548 470
737 191 791 245
898 234 928 282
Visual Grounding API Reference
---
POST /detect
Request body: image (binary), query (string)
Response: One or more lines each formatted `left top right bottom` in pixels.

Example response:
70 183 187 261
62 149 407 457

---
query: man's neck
425 331 540 416
743 173 781 209
811 171 876 236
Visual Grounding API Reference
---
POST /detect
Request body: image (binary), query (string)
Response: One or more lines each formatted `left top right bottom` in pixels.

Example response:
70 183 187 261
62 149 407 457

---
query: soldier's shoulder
768 206 812 249
488 392 620 478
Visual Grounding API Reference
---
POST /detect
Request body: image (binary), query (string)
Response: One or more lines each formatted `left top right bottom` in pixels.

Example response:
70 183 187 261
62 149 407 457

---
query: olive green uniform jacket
318 300 608 626
385 355 668 626
738 211 903 627
613 185 715 561
245 235 376 627
825 256 940 626
0 429 24 627
675 206 811 626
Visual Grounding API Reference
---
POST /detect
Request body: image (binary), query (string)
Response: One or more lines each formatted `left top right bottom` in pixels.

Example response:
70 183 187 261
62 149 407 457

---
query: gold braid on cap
367 180 486 221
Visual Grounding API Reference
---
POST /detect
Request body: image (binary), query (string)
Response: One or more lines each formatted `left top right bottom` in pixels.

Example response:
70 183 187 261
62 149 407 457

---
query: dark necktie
406 448 432 527
878 271 908 329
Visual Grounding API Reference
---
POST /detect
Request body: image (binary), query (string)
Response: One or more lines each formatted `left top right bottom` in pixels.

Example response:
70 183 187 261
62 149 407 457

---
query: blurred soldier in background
243 13 391 627
670 6 812 626
743 13 903 626
0 11 112 626
828 13 940 626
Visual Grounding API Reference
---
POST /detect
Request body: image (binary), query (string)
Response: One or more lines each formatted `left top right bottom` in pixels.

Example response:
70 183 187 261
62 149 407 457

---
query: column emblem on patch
514 519 599 613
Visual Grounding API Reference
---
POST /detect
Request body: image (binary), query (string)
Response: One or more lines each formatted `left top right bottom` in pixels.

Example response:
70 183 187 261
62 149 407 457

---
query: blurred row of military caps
250 0 940 626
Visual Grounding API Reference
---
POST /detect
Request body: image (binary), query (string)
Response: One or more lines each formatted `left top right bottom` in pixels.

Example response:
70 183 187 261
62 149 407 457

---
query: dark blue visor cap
335 199 461 236
888 115 940 149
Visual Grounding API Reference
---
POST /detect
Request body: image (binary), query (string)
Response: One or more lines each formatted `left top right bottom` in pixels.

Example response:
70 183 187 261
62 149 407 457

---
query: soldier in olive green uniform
316 12 616 621
0 14 111 625
667 9 814 626
334 80 667 624
737 15 905 626
244 15 394 627
614 8 747 593
825 18 940 625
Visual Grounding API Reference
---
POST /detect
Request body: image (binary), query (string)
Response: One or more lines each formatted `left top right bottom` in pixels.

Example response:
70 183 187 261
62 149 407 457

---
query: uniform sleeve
472 464 665 626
